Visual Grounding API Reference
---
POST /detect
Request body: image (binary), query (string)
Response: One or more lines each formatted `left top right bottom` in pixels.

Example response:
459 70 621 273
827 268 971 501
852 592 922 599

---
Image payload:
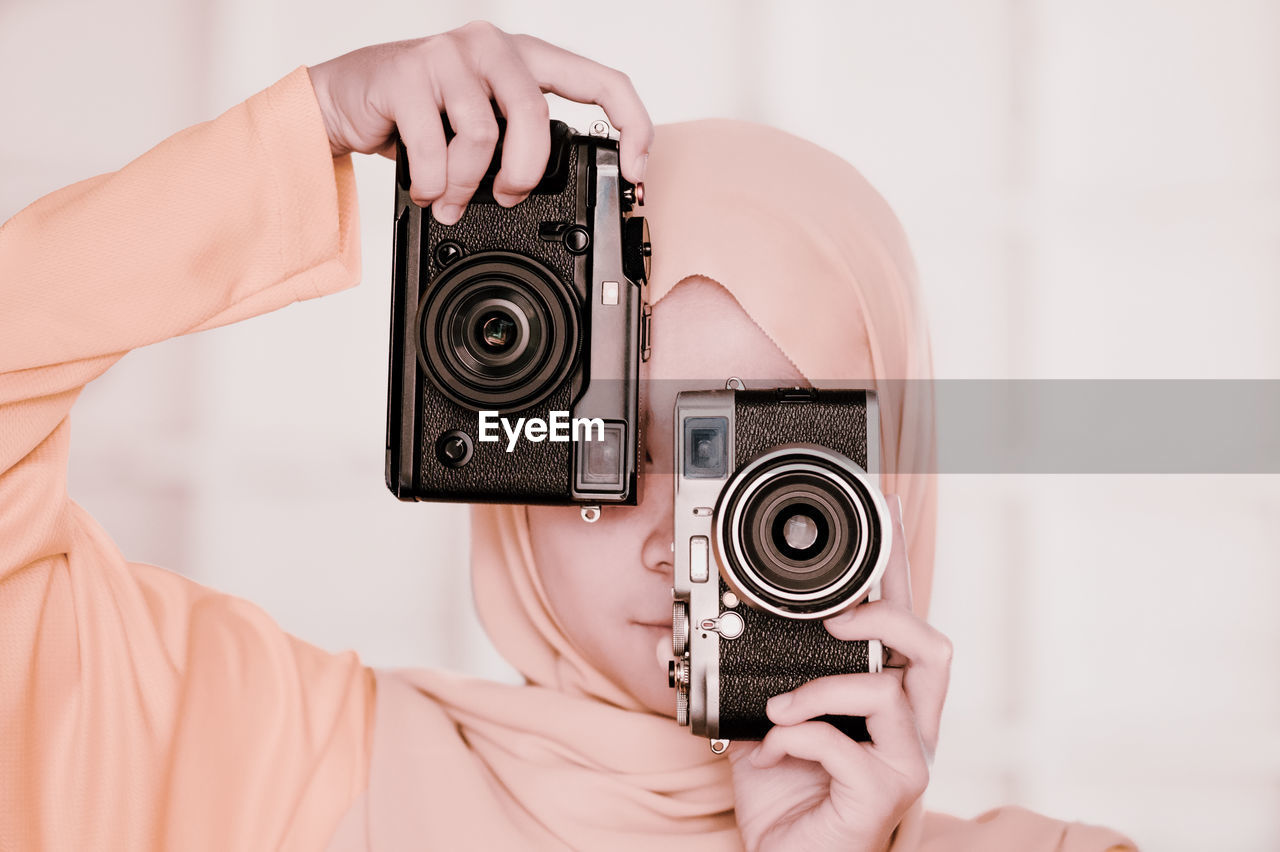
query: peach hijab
360 120 1135 851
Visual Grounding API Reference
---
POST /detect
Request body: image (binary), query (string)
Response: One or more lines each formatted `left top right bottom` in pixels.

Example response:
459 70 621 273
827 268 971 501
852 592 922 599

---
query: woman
0 21 1136 852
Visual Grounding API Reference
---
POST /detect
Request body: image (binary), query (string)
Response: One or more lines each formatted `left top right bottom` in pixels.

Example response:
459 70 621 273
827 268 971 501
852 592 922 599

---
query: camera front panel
671 387 889 743
387 126 649 505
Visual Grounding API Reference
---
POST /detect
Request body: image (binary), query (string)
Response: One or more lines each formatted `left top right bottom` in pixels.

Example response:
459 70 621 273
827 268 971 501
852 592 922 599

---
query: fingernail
434 203 462 224
766 693 791 719
492 186 526 207
749 745 772 768
633 152 648 182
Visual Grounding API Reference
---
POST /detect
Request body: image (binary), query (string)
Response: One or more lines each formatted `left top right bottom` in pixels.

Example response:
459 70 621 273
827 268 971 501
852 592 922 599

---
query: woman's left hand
726 496 952 852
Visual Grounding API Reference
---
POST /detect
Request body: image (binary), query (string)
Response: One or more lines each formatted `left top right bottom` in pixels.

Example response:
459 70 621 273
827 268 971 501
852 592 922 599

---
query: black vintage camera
387 118 651 506
669 385 893 750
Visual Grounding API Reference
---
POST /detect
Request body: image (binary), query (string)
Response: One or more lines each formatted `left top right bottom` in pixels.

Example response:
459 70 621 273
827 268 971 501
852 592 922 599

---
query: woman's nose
638 469 675 575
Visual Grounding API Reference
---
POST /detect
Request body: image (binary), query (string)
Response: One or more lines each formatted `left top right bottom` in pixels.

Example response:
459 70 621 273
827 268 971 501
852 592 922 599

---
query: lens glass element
777 509 823 554
477 311 518 353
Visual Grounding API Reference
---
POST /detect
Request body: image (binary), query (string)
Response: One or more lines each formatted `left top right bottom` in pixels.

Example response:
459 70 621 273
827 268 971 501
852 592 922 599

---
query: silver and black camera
386 117 651 506
669 385 893 750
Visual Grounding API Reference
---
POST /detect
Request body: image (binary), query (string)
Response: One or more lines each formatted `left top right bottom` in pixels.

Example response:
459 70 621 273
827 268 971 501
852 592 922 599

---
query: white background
2 2 1278 849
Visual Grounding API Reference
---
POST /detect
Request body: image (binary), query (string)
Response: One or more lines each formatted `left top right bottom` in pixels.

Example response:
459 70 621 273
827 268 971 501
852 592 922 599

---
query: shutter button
563 226 590 254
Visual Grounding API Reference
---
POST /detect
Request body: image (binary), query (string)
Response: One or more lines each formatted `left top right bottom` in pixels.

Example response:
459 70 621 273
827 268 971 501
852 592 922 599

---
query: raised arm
0 23 654 851
0 66 368 852
0 65 362 559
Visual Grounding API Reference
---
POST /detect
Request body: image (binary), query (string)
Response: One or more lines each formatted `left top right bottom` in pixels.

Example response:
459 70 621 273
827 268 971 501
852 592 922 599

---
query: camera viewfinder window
577 422 626 489
683 417 729 479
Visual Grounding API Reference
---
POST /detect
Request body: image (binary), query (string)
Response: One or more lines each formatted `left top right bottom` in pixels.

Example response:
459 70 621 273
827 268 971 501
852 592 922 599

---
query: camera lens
417 251 580 411
715 446 888 618
776 509 823 554
477 311 518 354
742 470 852 594
456 295 532 369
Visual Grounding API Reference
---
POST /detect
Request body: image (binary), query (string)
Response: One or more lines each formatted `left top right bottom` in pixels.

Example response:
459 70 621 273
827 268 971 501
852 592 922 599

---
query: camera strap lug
588 119 617 139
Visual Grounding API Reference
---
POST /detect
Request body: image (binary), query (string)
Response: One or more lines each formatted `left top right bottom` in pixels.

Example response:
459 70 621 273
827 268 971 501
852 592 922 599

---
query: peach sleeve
0 67 374 851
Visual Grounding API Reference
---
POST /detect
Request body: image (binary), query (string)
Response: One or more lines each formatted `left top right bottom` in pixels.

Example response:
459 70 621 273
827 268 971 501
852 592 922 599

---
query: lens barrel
417 251 580 411
715 446 887 618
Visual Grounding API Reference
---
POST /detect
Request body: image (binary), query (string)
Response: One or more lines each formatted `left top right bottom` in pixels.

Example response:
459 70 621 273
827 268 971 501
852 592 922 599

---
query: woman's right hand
726 497 951 852
305 21 653 225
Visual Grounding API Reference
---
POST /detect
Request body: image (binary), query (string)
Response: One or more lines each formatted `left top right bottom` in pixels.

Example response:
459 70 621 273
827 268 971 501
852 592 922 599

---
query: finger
395 110 448 205
755 721 930 815
751 721 886 788
823 601 951 670
469 32 550 205
818 599 952 763
751 721 872 778
764 672 925 768
510 33 654 184
432 43 500 224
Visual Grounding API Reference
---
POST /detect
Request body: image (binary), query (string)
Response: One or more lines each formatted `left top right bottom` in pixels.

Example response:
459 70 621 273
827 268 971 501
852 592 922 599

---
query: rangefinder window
683 417 729 479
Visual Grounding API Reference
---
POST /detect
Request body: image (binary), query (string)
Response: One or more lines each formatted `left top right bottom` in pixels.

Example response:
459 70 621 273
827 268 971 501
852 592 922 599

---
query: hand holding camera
306 21 653 221
727 496 951 852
